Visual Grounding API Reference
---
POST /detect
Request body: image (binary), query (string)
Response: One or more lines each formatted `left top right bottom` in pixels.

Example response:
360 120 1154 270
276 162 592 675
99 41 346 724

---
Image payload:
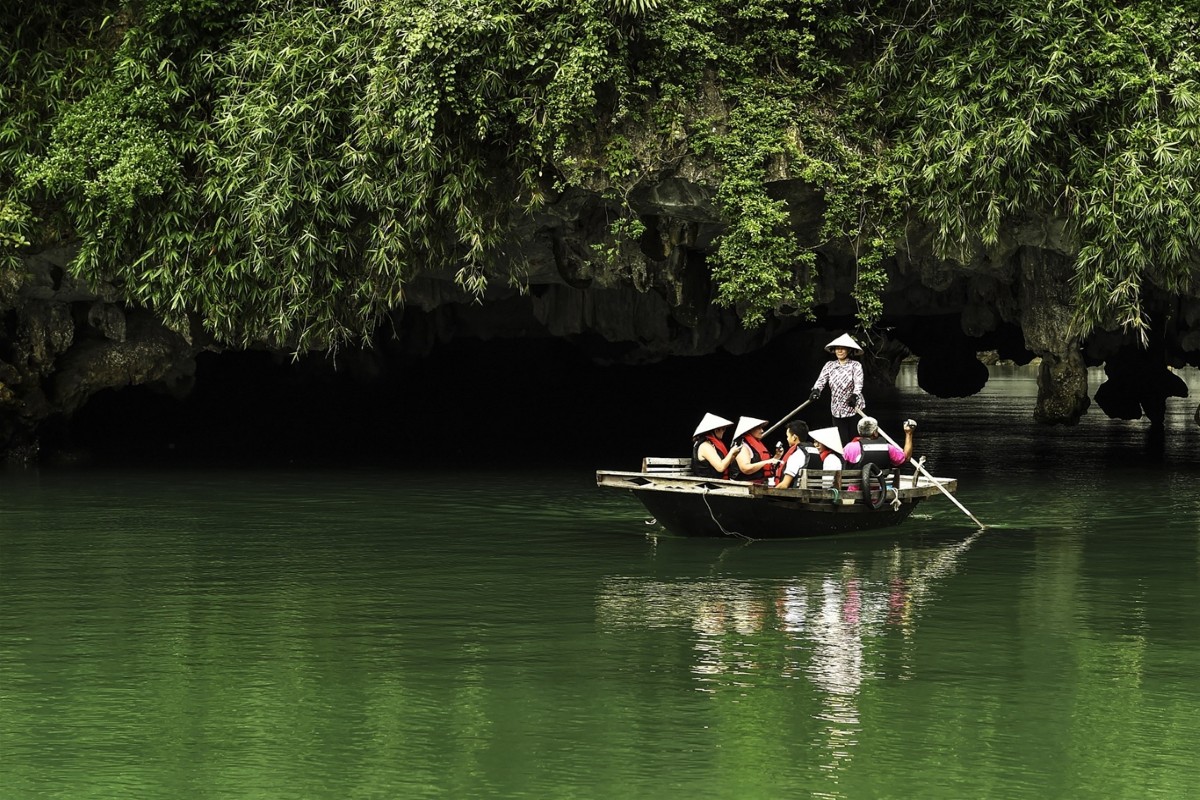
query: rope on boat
912 456 926 489
701 488 754 541
888 485 902 511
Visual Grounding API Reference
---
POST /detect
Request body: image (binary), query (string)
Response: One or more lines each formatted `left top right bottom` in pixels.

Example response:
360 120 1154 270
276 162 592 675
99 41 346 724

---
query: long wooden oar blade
856 410 986 529
763 398 815 439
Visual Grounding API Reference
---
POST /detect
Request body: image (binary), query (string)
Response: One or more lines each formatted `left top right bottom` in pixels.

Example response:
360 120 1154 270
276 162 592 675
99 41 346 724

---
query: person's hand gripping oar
855 410 986 529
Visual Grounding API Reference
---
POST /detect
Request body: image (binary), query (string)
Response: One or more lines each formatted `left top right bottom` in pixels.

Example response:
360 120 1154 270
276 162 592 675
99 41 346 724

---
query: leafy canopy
3 0 1199 348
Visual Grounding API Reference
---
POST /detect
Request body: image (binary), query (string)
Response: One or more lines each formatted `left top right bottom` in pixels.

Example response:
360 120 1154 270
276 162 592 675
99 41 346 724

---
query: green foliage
7 0 1200 348
0 196 32 281
23 82 178 242
636 0 894 328
609 0 660 13
14 0 644 348
867 0 1200 341
595 216 648 269
0 199 31 250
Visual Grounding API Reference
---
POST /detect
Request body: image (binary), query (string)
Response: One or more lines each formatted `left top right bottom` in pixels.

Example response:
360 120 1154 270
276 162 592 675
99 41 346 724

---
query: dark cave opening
51 336 810 469
46 317 1038 469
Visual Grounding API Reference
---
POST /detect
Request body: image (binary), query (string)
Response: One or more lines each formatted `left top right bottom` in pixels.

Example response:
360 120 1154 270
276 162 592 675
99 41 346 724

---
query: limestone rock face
2 174 1198 460
0 249 206 462
1015 250 1092 424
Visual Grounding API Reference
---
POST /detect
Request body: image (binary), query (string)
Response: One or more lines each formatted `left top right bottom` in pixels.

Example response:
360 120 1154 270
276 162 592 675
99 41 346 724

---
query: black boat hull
634 489 921 539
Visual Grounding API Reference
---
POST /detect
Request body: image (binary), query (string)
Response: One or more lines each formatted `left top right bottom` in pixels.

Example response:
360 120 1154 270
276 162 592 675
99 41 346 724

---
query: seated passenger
691 412 741 479
842 416 914 470
776 422 844 489
730 416 781 484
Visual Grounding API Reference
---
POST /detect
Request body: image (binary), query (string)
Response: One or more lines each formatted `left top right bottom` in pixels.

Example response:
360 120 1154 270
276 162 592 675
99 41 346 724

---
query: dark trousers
834 416 858 449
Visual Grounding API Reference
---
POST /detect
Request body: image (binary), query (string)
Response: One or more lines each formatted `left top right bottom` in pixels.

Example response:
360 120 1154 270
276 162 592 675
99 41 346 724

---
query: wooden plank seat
641 456 694 474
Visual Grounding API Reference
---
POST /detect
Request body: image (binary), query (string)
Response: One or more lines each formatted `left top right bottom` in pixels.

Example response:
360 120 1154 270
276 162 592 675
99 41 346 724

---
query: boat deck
597 458 957 506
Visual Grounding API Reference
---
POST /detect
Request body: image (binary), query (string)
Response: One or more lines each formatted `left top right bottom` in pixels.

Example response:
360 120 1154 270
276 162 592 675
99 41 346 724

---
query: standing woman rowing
809 333 866 448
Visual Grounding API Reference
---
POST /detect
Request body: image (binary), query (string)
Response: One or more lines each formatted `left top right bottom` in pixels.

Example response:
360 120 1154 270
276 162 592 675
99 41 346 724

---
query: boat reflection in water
595 530 983 780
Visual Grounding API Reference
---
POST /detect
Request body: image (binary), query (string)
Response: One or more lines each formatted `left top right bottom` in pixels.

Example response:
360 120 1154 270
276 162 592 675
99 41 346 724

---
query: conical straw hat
824 333 863 354
693 412 734 437
809 426 844 455
733 416 769 441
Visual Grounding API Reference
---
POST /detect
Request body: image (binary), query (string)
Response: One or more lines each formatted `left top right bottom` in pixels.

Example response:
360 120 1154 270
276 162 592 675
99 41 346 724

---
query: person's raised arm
898 419 916 463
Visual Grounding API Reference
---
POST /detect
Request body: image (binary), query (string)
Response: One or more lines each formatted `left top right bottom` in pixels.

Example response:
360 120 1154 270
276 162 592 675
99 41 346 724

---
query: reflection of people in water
808 574 866 696
594 530 985 693
888 577 911 625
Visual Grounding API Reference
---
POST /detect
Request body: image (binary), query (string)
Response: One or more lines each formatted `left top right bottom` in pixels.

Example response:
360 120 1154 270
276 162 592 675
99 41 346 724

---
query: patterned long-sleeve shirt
812 359 864 419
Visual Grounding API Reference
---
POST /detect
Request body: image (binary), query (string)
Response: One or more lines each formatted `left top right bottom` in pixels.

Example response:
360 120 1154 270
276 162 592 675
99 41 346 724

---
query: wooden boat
596 457 959 539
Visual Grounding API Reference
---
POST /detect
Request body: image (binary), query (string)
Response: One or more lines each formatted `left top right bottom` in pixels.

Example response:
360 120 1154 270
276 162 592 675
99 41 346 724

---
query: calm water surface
2 366 1199 799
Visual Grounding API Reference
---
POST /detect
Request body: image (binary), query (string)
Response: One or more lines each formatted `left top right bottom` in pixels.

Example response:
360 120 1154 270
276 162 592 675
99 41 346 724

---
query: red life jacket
732 435 777 483
692 434 730 479
818 446 841 466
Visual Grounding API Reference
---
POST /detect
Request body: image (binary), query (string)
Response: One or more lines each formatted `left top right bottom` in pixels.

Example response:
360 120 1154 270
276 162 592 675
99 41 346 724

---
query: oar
856 410 986 529
762 398 815 440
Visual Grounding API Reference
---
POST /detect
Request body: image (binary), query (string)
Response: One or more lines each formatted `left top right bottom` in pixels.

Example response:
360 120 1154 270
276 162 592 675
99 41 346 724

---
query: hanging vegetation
3 0 1199 349
866 0 1200 342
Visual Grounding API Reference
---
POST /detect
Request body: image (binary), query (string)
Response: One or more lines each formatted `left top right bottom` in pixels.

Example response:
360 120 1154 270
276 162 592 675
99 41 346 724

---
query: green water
2 367 1199 799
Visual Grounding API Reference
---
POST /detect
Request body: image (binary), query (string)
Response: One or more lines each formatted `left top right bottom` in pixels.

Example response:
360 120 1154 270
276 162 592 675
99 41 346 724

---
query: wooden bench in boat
641 456 694 474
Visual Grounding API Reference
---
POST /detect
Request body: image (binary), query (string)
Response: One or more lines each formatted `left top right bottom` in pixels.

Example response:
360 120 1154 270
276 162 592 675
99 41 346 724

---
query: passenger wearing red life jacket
690 412 742 479
777 422 845 490
730 416 781 484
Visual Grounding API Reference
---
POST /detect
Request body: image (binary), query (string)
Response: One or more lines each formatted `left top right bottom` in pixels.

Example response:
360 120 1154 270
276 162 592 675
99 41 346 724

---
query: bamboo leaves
871 0 1200 339
7 0 1200 349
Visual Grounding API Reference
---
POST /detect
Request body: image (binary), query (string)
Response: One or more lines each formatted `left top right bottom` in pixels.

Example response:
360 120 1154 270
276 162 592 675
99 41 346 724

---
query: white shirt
784 448 842 486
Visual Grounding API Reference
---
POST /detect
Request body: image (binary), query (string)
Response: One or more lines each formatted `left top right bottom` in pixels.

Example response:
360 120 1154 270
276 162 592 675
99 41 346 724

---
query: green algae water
2 366 1199 799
